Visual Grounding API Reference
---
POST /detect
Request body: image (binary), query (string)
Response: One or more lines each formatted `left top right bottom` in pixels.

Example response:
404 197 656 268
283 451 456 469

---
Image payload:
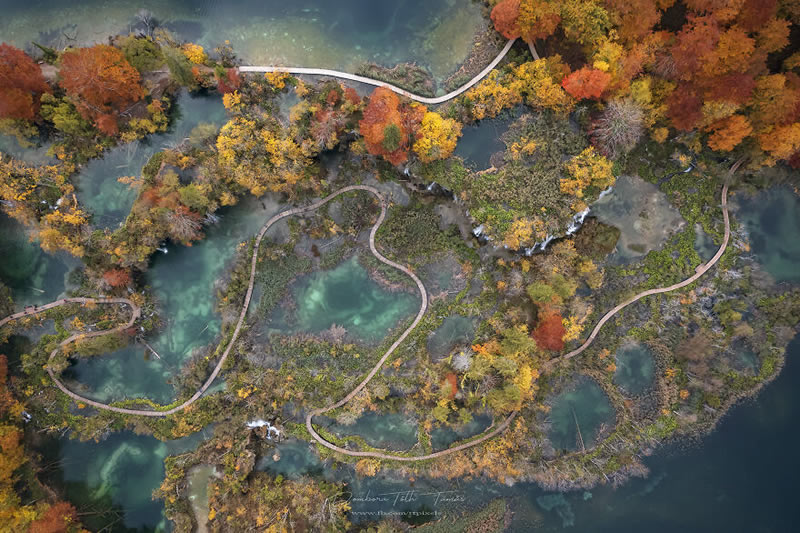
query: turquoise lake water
733 186 800 283
1 0 484 82
76 90 227 229
69 195 279 404
320 412 419 451
267 255 419 345
1 2 800 530
547 377 615 452
614 342 656 396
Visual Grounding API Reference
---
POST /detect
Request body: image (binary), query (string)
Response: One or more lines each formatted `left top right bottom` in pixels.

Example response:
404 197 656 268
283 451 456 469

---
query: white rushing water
246 419 282 439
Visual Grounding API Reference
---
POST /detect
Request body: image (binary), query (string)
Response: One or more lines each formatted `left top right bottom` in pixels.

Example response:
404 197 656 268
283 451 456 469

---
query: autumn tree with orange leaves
561 67 611 100
0 43 50 121
532 312 566 352
58 45 145 135
359 86 425 165
486 0 800 163
0 354 85 532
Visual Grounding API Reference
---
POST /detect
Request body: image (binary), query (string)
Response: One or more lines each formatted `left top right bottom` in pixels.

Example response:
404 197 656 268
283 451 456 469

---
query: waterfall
566 208 591 236
597 185 614 201
246 419 281 439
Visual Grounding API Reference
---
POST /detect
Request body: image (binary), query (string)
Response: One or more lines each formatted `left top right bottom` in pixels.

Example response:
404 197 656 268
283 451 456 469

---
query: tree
736 0 778 31
532 312 566 351
514 58 575 113
756 18 790 53
38 197 89 257
561 67 611 100
603 0 667 43
758 123 800 160
592 98 644 158
667 84 703 130
700 26 755 77
518 0 562 42
215 68 240 94
702 72 755 105
560 0 611 47
671 15 720 80
216 115 314 195
359 86 424 165
28 502 78 533
165 205 203 243
118 35 164 72
413 111 462 163
102 268 132 288
706 114 752 151
58 45 145 135
178 183 210 210
561 146 615 197
749 74 800 128
163 46 195 87
491 0 523 39
0 43 50 120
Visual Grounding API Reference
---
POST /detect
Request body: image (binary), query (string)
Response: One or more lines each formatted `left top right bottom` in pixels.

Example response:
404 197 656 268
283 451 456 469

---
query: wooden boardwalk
1 170 733 459
239 39 516 105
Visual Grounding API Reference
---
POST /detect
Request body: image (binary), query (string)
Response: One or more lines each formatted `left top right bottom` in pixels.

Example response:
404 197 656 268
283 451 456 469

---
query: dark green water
0 212 80 309
454 111 519 169
426 314 476 360
546 377 615 451
430 412 492 451
591 175 685 263
733 186 800 282
320 412 419 451
255 439 323 479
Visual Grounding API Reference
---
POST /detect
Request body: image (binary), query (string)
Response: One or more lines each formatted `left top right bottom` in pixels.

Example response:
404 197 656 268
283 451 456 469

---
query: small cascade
246 419 281 439
524 206 592 255
566 208 591 236
596 185 614 201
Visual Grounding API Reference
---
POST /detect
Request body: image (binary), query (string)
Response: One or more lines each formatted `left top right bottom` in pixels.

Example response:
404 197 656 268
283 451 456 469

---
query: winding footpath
548 166 737 369
0 174 734 458
239 39 517 105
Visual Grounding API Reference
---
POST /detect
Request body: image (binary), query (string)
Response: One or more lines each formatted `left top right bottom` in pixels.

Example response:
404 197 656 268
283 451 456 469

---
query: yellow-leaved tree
413 111 462 163
560 146 614 199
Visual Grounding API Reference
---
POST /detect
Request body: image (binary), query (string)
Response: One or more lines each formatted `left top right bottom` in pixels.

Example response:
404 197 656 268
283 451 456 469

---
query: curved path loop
239 39 517 105
548 166 738 369
1 171 734 458
0 185 517 458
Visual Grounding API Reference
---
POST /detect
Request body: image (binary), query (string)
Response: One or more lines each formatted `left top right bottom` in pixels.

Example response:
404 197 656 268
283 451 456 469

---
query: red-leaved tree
215 68 241 94
491 0 522 40
58 44 145 135
667 84 703 131
102 268 132 288
533 312 566 352
359 86 424 165
561 68 611 100
0 43 50 120
29 501 78 533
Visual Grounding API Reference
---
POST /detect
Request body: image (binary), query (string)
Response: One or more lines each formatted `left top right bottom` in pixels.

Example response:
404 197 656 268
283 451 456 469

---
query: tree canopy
58 44 145 135
0 43 50 121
